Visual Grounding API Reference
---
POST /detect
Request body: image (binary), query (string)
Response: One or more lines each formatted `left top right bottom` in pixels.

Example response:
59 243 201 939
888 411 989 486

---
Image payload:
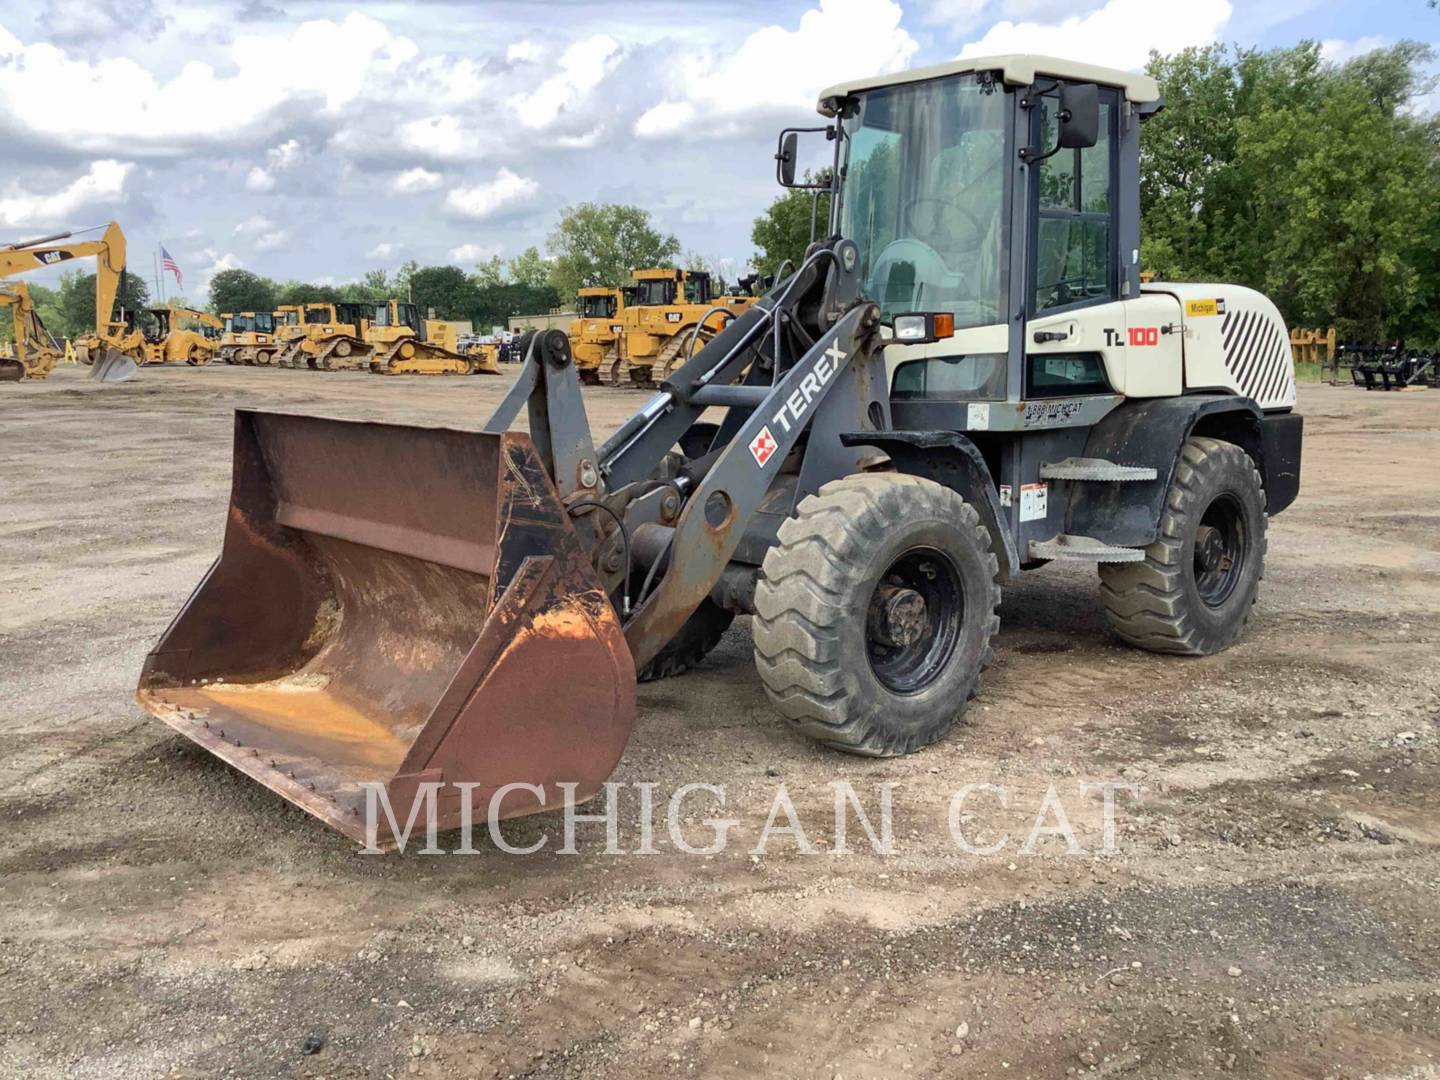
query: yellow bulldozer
217 311 280 365
569 286 631 385
607 268 750 387
0 281 64 380
297 299 484 375
136 305 222 366
1 220 138 381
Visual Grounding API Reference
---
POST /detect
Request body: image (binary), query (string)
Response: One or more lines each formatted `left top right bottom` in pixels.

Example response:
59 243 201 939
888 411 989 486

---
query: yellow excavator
569 286 631 385
137 305 223 365
608 268 750 387
0 281 64 380
0 221 137 381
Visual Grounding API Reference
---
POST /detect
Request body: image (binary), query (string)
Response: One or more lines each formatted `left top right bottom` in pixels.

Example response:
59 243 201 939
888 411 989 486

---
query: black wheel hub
1193 494 1247 607
866 548 964 693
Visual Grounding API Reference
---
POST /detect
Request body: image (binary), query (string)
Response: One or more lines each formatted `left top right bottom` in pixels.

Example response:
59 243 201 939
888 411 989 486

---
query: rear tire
753 473 1000 756
636 597 735 682
1099 436 1266 656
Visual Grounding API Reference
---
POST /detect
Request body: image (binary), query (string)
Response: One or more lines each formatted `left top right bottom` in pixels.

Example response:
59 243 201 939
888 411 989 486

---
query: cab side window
1033 89 1116 313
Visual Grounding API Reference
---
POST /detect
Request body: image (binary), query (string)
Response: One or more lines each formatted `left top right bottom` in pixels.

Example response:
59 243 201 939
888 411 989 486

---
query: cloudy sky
1 0 1432 300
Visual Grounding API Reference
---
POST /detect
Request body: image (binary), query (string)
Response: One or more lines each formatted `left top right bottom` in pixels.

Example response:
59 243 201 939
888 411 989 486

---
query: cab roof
818 54 1162 115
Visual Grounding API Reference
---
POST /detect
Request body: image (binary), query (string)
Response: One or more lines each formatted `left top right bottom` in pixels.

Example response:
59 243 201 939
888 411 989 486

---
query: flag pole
153 249 164 306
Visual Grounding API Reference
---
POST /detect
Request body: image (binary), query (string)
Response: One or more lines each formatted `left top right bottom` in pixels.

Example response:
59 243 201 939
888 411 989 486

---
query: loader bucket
137 410 635 846
89 346 137 382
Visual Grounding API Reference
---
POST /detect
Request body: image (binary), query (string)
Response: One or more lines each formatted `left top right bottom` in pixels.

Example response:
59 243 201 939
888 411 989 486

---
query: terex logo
770 342 845 436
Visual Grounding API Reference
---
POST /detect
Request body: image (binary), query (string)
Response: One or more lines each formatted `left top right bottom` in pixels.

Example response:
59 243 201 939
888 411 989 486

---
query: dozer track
370 338 475 376
274 339 307 368
308 335 373 371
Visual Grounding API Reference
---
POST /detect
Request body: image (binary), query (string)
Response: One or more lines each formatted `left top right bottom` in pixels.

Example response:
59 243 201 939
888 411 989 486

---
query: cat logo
665 312 682 323
38 251 64 265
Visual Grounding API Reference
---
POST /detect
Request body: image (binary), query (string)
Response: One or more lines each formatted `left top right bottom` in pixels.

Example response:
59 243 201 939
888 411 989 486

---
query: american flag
160 245 183 288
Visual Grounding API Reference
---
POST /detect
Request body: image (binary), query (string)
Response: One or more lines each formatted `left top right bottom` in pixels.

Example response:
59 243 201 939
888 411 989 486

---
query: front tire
1099 436 1267 655
753 474 1000 756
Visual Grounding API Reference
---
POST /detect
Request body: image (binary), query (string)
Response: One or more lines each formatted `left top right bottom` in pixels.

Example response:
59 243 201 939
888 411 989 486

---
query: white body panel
882 287 1295 410
1143 283 1296 410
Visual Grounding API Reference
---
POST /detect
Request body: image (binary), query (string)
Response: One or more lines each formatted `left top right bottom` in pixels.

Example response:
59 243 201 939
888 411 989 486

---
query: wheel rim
866 547 964 694
1193 493 1247 607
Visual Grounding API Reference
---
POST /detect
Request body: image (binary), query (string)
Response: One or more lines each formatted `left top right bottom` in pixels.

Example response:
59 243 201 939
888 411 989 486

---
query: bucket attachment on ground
137 410 635 846
89 346 137 382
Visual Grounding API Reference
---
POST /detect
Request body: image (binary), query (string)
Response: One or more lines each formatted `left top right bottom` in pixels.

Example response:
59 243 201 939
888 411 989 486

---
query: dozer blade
88 346 137 383
137 410 635 846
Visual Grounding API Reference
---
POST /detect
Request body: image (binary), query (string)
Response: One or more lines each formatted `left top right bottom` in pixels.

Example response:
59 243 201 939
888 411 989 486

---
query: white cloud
245 166 276 192
958 0 1232 70
254 229 290 252
450 241 502 264
508 34 620 129
397 114 490 161
0 159 133 227
445 167 539 220
507 40 542 63
1320 36 1390 65
0 15 419 153
634 0 918 139
368 241 402 258
233 214 275 236
392 166 443 193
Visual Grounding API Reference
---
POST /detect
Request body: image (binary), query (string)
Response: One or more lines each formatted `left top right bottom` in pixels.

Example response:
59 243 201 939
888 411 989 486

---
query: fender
840 430 1020 580
1067 394 1303 548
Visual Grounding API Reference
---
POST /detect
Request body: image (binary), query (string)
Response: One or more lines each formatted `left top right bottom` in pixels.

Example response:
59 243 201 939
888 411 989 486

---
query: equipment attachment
137 409 634 845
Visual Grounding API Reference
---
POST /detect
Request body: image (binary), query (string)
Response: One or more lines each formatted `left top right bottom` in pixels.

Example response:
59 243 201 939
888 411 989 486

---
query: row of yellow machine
1 220 757 388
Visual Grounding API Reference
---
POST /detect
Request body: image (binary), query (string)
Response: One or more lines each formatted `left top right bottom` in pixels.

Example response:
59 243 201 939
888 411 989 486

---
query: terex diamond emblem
749 425 778 467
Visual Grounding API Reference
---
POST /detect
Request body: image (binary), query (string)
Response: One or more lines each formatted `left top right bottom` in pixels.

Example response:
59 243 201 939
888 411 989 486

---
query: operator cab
784 56 1177 417
579 292 618 319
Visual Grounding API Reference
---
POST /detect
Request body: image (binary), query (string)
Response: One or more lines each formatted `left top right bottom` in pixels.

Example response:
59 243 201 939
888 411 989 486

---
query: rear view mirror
1058 83 1099 149
776 131 798 186
774 127 834 189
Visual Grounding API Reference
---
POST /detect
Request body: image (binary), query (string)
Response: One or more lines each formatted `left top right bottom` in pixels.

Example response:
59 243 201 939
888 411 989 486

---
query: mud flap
137 411 635 846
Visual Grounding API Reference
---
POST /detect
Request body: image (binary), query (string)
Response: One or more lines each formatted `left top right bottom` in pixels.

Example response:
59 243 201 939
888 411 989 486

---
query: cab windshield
580 294 615 318
633 279 674 306
839 72 1007 328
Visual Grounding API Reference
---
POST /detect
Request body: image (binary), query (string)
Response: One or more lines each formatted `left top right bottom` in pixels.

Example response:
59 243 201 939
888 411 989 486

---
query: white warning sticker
967 402 990 430
1019 482 1048 522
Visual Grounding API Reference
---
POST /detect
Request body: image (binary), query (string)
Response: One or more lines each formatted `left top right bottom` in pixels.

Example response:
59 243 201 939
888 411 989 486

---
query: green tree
408 265 481 320
472 255 506 289
506 246 551 289
750 171 833 276
57 268 151 337
274 280 344 306
546 203 680 300
208 268 277 314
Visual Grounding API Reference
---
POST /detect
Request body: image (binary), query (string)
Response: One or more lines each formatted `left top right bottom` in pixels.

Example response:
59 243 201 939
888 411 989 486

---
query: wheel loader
608 268 745 387
1 221 137 381
218 311 279 365
138 55 1303 846
0 281 64 379
570 285 631 385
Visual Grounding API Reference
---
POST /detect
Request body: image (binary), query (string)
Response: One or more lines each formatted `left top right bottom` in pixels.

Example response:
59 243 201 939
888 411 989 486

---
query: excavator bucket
137 410 635 846
88 346 137 382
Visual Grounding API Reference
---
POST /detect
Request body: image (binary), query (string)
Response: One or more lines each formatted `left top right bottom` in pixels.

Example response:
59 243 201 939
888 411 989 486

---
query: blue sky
1 0 1434 300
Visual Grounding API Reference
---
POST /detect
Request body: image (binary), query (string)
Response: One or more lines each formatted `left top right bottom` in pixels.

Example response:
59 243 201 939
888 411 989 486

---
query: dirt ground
1 366 1437 1080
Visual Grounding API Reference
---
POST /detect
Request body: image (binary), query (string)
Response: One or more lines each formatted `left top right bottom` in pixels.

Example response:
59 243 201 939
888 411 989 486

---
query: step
1028 535 1145 563
1039 457 1158 482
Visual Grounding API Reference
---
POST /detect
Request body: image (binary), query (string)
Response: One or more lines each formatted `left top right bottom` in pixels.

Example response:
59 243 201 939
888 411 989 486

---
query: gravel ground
0 366 1437 1079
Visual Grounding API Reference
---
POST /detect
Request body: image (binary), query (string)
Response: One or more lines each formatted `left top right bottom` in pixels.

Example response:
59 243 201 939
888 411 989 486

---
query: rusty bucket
137 410 635 845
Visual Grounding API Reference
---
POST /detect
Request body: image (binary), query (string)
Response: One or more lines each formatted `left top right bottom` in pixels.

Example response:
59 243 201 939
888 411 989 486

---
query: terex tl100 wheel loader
137 55 1303 845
